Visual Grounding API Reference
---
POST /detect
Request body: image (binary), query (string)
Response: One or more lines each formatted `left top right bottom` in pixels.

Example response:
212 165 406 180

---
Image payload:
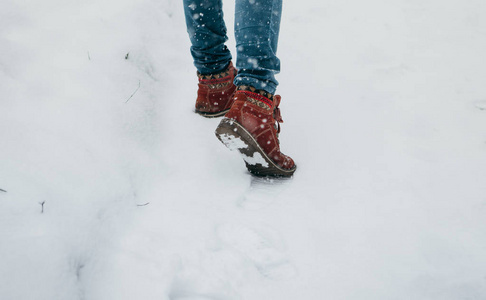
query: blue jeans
183 0 282 94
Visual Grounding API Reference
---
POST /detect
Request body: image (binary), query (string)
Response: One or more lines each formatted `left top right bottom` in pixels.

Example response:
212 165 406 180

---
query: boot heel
215 118 296 177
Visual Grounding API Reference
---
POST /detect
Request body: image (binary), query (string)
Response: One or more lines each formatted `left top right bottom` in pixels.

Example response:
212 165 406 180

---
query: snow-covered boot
195 62 237 118
215 85 296 177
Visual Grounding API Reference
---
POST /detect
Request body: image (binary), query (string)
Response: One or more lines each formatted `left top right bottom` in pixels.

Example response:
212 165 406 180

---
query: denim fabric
183 0 232 75
183 0 282 94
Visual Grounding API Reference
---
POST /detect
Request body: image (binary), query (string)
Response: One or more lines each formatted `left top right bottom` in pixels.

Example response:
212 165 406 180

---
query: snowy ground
2 0 486 299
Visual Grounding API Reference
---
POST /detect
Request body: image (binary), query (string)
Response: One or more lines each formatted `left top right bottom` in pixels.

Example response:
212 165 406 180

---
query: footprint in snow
237 177 292 210
168 250 244 300
475 100 486 110
216 223 296 280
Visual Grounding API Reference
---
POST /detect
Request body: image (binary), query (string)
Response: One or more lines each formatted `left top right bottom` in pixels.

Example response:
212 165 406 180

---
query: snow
240 151 268 168
1 0 486 299
218 133 249 151
217 133 269 167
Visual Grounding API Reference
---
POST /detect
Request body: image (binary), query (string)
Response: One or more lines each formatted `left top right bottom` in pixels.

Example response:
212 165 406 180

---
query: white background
1 0 486 299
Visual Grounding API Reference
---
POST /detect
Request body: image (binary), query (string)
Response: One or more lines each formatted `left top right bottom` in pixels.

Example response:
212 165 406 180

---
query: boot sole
195 109 230 118
215 118 297 177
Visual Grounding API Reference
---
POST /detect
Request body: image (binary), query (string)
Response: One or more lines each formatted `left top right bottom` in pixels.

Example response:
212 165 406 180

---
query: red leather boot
215 86 297 177
195 62 237 118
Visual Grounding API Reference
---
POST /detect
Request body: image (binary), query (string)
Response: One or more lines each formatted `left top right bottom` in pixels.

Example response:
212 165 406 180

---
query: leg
234 0 282 94
215 0 295 177
184 0 237 117
183 0 232 74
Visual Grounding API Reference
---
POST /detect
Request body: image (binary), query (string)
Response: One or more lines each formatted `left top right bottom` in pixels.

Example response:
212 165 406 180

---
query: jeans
183 0 282 94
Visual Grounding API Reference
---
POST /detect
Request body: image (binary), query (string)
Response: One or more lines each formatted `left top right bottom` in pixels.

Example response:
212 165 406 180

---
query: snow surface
217 133 269 167
2 0 486 299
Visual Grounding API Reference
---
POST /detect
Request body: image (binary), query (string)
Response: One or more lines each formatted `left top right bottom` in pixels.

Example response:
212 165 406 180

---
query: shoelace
273 95 284 138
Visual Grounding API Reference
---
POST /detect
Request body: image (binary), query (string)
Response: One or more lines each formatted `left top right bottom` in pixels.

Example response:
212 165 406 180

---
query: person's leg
184 0 237 117
183 0 232 74
215 0 295 177
234 0 282 94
